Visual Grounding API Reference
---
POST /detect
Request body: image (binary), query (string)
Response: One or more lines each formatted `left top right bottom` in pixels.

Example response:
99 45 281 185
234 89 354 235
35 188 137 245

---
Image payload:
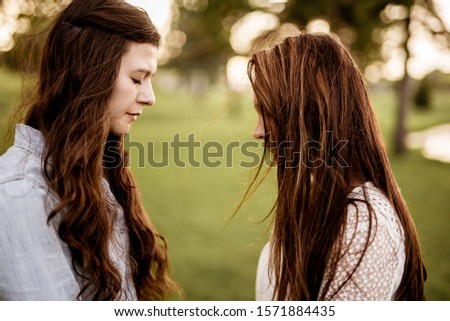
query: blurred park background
1 0 450 300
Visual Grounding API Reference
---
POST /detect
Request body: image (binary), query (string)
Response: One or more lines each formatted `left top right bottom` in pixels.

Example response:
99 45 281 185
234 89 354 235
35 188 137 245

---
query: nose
138 80 156 106
253 113 265 139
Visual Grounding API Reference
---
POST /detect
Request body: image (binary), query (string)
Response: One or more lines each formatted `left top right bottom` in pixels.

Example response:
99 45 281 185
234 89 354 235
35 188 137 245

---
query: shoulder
0 142 46 184
0 179 53 235
0 141 48 194
0 152 53 233
321 183 406 300
346 182 404 245
342 182 406 278
0 124 47 183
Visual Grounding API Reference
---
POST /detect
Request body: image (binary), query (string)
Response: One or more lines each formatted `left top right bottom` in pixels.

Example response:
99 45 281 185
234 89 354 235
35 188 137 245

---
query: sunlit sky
126 0 172 32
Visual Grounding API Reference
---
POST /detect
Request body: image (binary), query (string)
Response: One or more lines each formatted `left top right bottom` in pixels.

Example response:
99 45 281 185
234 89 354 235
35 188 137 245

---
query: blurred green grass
1 68 449 300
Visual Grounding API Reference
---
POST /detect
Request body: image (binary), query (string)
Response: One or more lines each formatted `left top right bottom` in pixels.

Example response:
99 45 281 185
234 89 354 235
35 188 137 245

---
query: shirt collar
14 123 46 159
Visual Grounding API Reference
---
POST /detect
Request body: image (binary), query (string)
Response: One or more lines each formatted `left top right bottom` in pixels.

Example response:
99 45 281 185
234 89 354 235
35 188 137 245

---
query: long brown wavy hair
247 32 426 300
21 0 178 300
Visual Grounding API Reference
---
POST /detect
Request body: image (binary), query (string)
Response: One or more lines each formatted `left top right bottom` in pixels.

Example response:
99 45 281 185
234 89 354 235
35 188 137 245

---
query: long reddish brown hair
22 0 177 300
247 32 426 300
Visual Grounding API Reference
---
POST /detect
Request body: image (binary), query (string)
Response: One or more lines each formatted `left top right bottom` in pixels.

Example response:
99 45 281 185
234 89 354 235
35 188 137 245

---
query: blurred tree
167 0 252 81
2 0 449 152
391 0 449 152
168 1 415 81
414 76 432 110
169 0 450 153
0 16 50 71
0 0 69 71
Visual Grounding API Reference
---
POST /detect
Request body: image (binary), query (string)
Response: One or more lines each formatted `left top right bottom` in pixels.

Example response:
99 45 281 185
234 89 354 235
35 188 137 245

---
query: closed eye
132 78 142 85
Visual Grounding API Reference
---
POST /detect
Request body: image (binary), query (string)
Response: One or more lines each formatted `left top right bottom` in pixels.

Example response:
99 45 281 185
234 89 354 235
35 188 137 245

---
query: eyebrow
133 69 156 76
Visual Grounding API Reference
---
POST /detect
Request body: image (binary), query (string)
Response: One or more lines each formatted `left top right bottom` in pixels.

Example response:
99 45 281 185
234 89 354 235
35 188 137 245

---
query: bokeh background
1 0 449 300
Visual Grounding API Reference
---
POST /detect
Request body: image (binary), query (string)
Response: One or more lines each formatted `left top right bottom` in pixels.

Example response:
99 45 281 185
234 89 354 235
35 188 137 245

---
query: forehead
120 42 158 73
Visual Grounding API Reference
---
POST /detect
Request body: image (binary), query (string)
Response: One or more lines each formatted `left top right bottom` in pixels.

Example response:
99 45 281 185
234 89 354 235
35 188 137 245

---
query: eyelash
132 78 142 85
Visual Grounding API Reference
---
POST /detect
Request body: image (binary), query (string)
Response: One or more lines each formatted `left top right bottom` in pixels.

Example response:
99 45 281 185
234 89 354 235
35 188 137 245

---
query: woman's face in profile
252 94 265 140
108 42 158 135
252 93 281 160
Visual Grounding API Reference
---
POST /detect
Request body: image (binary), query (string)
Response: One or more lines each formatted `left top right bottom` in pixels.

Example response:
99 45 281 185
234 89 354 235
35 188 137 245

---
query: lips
127 112 141 121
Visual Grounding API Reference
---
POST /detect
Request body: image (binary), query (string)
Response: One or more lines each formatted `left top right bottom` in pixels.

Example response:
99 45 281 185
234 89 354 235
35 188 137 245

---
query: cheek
256 114 264 129
108 91 122 116
113 78 134 97
265 119 278 142
109 80 134 113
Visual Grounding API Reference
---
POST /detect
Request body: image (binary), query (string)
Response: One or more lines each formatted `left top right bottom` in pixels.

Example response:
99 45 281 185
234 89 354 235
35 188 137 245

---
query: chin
110 125 131 136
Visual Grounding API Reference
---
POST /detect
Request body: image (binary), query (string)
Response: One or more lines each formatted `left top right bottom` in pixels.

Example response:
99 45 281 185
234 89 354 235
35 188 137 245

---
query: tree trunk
393 15 412 154
394 71 411 153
